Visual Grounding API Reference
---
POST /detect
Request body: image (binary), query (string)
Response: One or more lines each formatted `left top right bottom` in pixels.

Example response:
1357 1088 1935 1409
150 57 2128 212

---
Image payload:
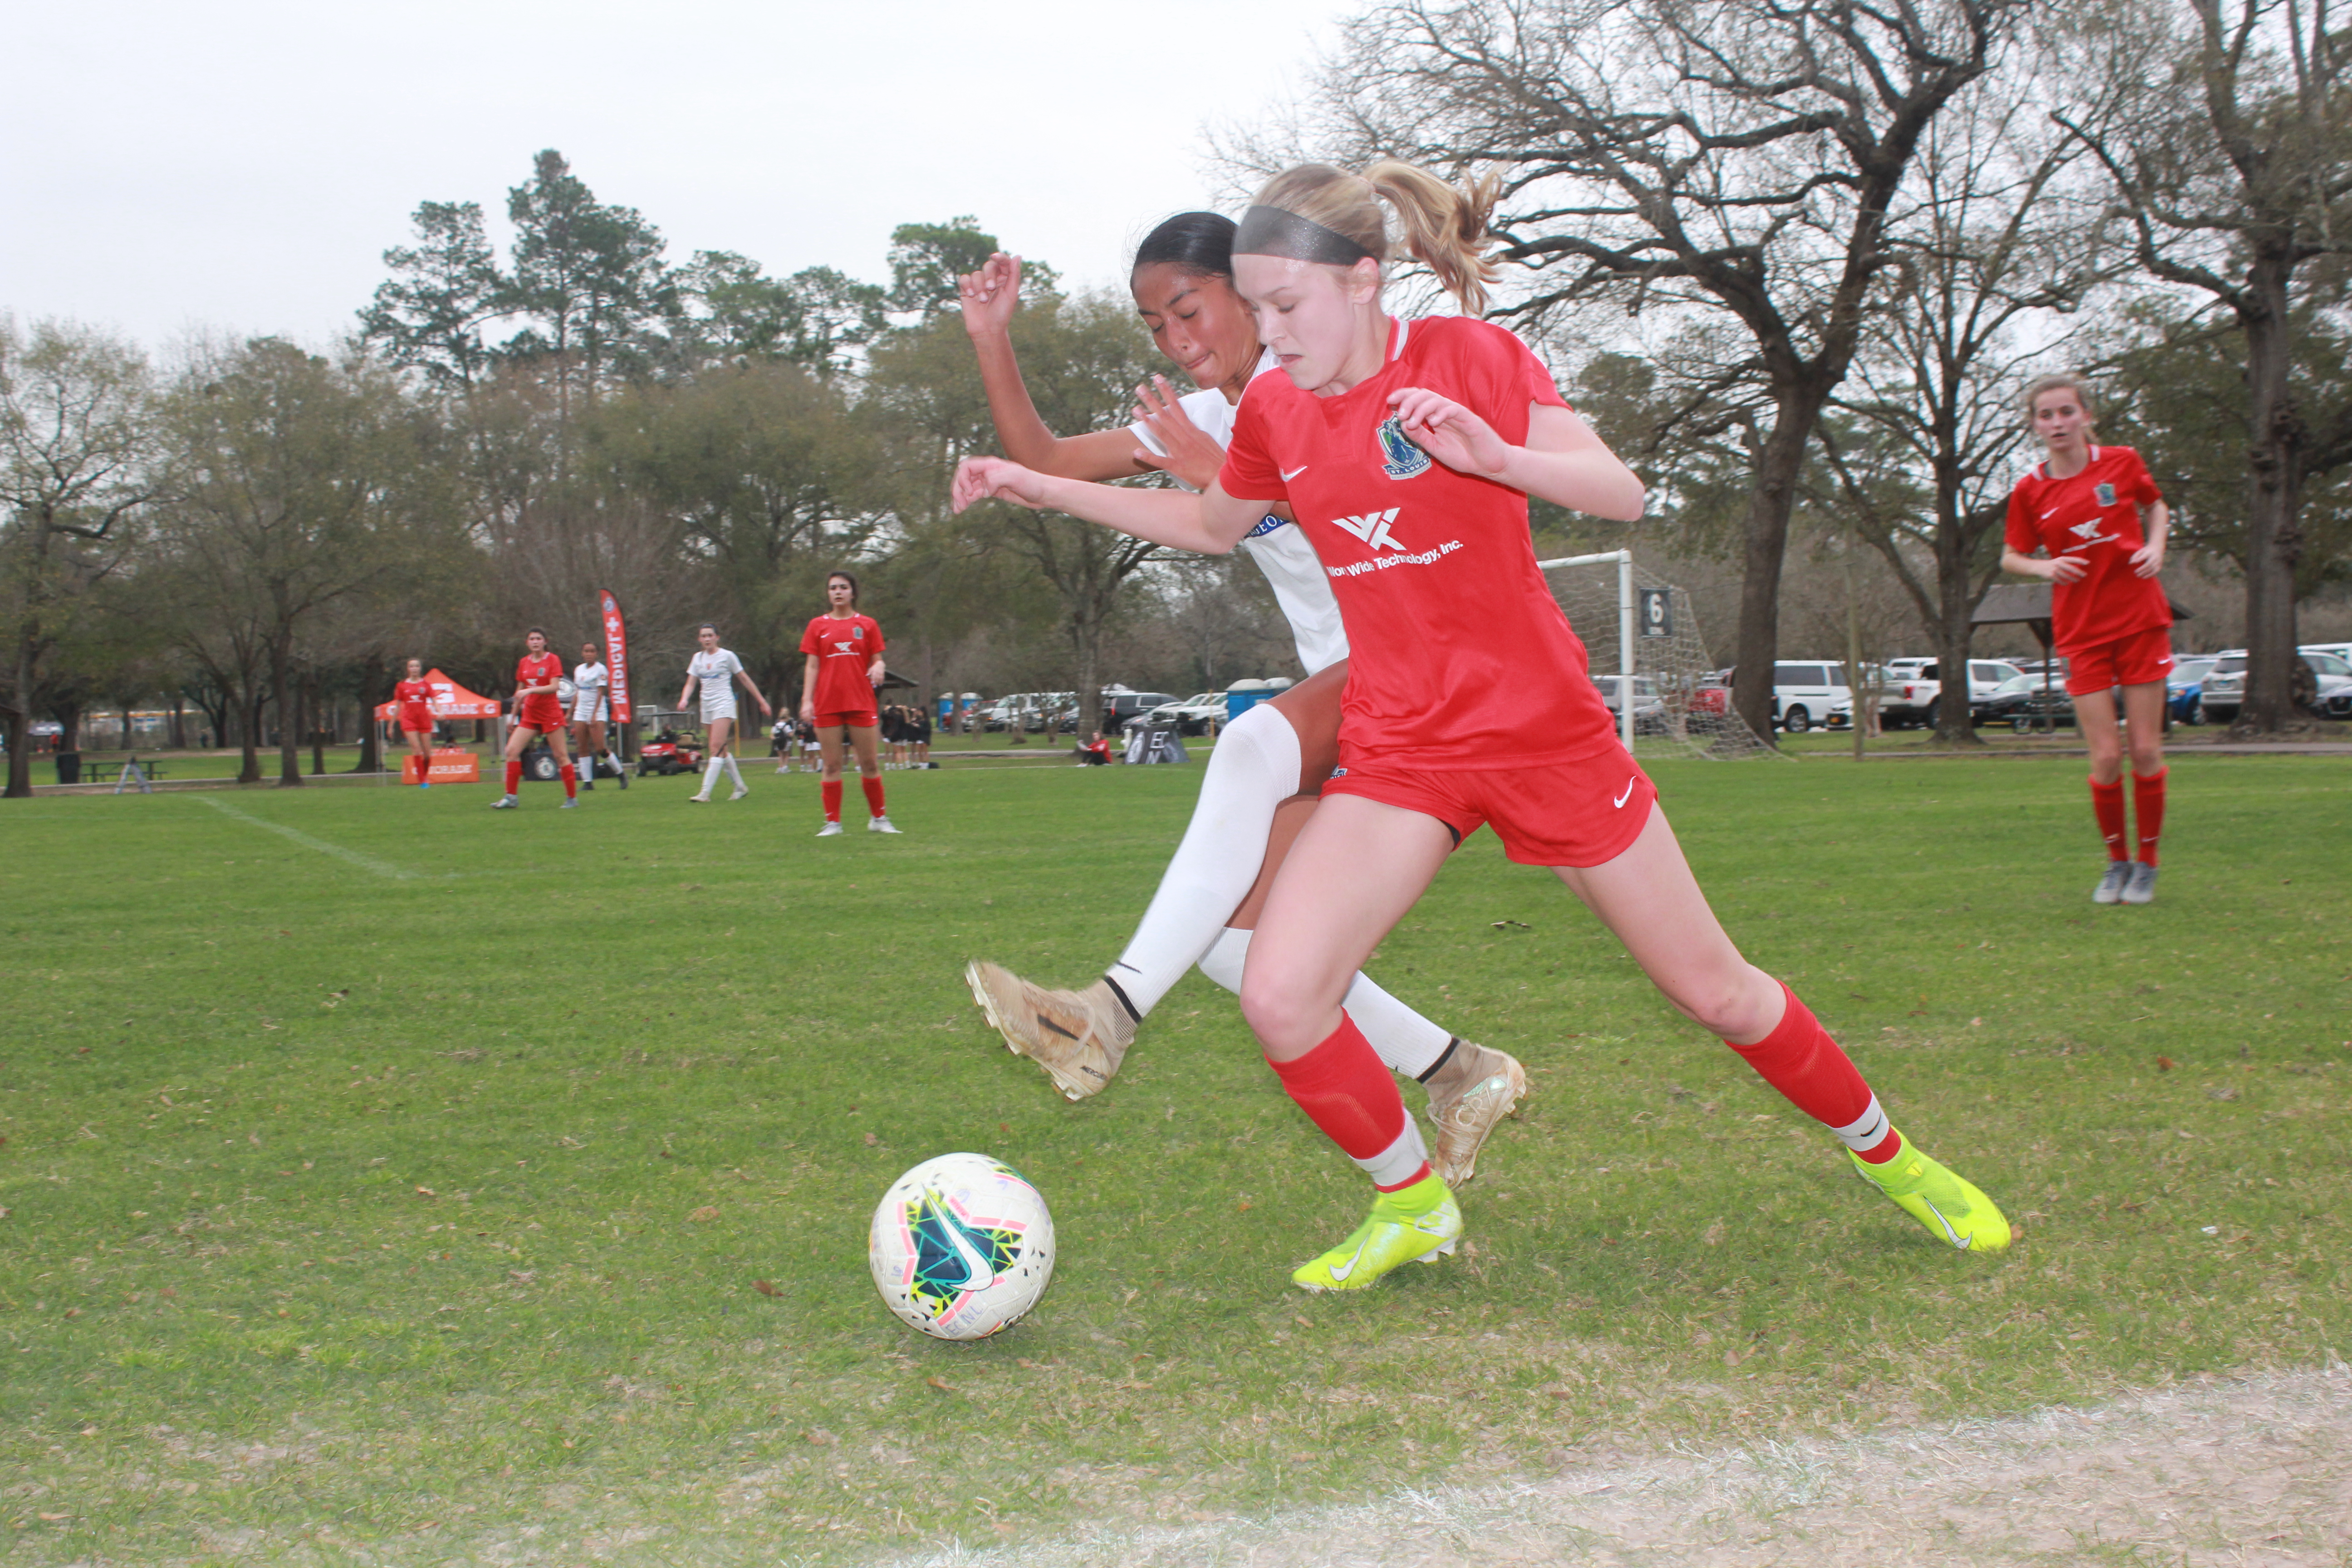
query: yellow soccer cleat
1850 1138 2012 1253
1291 1175 1462 1292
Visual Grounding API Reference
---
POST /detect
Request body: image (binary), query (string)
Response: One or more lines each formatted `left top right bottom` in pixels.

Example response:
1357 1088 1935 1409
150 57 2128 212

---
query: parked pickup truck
1876 659 2029 728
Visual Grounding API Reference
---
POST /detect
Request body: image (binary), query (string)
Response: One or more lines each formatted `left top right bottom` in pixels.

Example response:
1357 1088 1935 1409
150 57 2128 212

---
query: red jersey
393 677 433 729
1220 315 1622 770
2004 445 2170 653
514 652 565 727
799 613 884 712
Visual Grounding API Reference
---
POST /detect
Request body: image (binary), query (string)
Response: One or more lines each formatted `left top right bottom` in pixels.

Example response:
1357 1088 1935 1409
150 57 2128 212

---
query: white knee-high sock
1195 927 1453 1079
1107 704 1302 1016
701 757 725 794
723 755 744 788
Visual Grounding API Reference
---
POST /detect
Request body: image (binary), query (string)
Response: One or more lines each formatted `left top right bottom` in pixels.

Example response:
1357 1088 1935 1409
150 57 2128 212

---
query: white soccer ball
557 678 578 706
868 1152 1054 1341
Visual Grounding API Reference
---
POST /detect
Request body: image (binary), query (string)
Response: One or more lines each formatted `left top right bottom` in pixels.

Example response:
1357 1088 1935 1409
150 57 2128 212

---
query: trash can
55 751 81 784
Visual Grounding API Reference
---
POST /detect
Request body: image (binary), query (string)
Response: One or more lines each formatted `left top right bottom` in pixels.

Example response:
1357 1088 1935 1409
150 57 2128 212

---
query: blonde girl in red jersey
799 572 899 836
2001 375 2174 905
391 657 435 788
493 628 577 810
955 161 2009 1292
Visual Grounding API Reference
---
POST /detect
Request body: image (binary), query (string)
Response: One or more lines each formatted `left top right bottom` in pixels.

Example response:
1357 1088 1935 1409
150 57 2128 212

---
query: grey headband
1234 204 1375 266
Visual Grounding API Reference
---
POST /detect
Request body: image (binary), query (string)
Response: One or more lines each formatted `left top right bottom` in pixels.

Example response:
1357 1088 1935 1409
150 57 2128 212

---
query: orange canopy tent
372 669 501 722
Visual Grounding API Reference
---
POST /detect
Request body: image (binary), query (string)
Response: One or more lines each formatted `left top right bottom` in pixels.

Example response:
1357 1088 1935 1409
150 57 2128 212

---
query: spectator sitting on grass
1076 730 1112 766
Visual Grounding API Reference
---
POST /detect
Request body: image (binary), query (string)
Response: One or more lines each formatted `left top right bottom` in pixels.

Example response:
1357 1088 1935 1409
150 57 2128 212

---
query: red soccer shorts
2064 625 2174 696
1322 754 1658 868
514 699 565 733
813 710 878 730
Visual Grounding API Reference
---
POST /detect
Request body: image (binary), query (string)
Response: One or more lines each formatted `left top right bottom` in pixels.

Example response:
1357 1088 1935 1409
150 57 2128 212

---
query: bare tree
0 318 157 797
2057 0 2352 730
1295 0 2030 740
1815 57 2113 743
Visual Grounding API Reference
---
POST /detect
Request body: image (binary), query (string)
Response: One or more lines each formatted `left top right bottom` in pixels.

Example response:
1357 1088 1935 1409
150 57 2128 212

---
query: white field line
879 1363 2352 1568
193 795 427 881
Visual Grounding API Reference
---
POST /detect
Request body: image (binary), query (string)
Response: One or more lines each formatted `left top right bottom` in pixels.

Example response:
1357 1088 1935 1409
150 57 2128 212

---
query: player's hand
1388 387 1511 479
2045 556 2089 584
952 456 1050 512
956 253 1022 338
799 698 814 725
1131 376 1225 489
2130 538 2166 578
757 695 774 718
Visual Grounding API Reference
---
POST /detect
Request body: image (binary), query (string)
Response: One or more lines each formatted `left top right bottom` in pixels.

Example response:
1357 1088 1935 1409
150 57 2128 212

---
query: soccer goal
1537 551 1776 760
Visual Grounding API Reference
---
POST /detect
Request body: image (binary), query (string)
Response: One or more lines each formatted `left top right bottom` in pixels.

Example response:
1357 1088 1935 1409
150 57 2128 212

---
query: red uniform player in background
2002 374 2174 905
392 657 435 789
492 627 578 810
799 572 898 837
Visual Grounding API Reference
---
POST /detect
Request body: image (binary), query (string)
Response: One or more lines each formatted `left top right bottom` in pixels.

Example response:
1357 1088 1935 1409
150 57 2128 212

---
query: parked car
1768 661 1851 734
2167 655 2219 724
1102 690 1180 731
1981 672 2074 730
1590 674 1668 734
1879 658 2029 728
1146 691 1229 735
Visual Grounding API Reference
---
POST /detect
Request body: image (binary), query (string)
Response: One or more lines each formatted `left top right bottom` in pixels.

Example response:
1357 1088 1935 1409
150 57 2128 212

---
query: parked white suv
1770 661 1851 733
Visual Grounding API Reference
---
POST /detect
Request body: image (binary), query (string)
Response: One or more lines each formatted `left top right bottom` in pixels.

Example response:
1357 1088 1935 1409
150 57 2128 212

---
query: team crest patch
1375 416 1432 480
2094 482 2117 507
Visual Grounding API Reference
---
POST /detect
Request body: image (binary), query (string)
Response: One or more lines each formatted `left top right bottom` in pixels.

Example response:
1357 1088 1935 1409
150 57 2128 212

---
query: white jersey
570 660 609 722
1131 348 1349 676
688 647 744 721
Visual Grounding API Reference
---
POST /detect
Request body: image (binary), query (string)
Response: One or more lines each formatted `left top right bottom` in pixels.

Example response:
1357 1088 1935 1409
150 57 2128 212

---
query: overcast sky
5 0 1357 353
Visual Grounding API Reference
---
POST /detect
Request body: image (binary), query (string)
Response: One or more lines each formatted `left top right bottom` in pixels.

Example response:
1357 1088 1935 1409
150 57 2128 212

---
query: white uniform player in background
570 642 626 790
949 220 1525 1188
676 623 772 804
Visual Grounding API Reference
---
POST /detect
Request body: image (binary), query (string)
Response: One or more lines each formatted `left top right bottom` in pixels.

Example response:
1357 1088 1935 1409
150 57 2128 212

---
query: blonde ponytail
1243 160 1502 314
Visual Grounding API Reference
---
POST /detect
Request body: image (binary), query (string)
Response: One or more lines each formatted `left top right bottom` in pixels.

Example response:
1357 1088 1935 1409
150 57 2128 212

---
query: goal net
1538 552 1778 760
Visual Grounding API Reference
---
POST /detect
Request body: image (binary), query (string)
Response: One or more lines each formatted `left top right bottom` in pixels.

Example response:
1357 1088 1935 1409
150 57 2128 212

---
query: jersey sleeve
797 618 823 657
866 617 886 656
2119 447 2163 507
1218 389 1286 502
2004 481 2040 556
1464 320 1568 445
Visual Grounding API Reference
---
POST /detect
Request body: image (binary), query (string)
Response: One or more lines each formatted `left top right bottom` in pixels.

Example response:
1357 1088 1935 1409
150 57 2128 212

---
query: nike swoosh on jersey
1280 465 1310 481
1613 778 1637 808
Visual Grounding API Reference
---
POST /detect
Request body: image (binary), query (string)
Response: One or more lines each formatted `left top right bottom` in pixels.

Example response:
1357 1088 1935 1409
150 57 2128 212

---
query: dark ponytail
1132 212 1237 281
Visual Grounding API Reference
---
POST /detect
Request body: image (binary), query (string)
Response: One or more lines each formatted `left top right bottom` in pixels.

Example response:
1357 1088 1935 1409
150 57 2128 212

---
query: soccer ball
868 1152 1054 1341
556 678 578 707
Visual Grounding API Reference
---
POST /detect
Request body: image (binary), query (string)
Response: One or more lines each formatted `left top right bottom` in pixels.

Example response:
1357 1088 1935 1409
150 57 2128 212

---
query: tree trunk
2237 256 2304 733
171 691 186 750
309 672 326 776
1931 510 1984 747
1732 396 1824 743
1072 603 1103 753
58 702 82 753
353 653 384 773
276 643 304 787
5 638 33 798
239 686 265 783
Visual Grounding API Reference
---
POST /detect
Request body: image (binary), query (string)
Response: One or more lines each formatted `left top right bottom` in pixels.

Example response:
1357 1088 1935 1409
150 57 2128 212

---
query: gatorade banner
599 589 633 723
402 749 481 784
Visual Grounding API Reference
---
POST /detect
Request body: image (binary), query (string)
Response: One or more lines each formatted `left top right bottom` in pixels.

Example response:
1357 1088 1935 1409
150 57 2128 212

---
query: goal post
1534 551 1776 760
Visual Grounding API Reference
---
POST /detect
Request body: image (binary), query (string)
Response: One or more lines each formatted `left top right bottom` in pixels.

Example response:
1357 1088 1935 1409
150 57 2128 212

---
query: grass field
2 752 2347 1563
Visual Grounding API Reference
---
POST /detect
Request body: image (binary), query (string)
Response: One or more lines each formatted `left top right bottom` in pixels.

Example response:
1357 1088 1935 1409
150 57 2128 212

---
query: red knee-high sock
559 762 577 800
504 759 522 795
821 780 843 822
2132 768 2167 866
1728 984 1901 1163
1268 1014 1431 1190
861 774 886 818
2089 776 2127 860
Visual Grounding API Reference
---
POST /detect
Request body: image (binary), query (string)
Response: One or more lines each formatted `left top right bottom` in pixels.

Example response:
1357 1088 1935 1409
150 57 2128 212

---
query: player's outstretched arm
676 674 698 710
734 666 773 719
960 254 1154 481
2131 499 2170 578
2002 545 2087 584
1388 392 1645 522
951 456 1262 556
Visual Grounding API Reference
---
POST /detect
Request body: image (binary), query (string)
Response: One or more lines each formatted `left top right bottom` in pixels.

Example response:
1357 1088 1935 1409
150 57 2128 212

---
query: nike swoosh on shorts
1613 778 1637 808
